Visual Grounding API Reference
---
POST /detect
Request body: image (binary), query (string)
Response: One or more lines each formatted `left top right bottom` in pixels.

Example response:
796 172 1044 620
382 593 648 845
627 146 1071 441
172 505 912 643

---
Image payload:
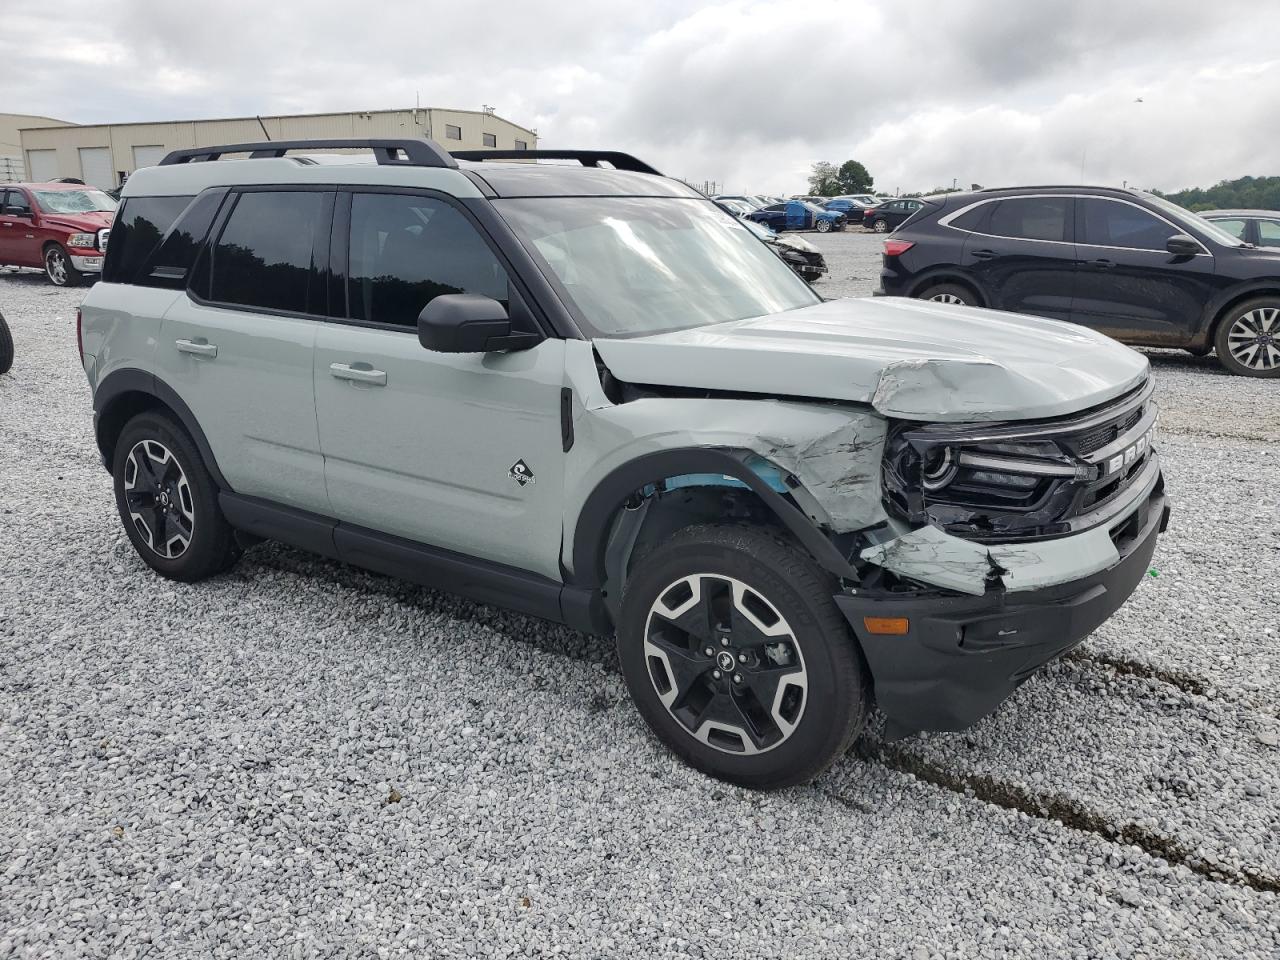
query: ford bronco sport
80 139 1169 788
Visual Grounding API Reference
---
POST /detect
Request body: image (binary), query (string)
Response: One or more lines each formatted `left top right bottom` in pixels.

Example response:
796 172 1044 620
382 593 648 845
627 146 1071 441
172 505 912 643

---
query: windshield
33 189 117 215
495 196 819 338
1141 193 1245 247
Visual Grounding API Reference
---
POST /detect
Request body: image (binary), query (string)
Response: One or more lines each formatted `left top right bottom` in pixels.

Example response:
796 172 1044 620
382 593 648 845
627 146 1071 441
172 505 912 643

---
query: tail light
883 239 915 256
76 307 84 363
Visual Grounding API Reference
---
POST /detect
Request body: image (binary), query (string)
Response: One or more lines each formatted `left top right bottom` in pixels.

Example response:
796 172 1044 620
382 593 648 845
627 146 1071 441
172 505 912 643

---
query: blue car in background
747 199 846 233
823 197 874 218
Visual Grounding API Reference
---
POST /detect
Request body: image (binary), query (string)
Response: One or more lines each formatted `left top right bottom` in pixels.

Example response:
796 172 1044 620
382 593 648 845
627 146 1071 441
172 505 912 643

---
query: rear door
960 195 1075 320
157 187 332 512
1071 196 1217 344
312 189 566 579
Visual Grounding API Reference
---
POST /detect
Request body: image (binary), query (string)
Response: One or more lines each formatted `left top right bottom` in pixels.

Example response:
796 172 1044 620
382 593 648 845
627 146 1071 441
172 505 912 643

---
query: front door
0 189 40 267
313 190 566 580
157 187 332 513
1071 196 1218 344
961 195 1076 320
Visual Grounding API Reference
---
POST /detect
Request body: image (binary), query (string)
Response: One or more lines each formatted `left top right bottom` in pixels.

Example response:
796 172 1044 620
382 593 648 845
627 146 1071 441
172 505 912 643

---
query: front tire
44 244 82 287
1214 298 1280 377
618 523 869 789
0 313 12 375
918 282 979 307
815 218 832 233
112 411 240 581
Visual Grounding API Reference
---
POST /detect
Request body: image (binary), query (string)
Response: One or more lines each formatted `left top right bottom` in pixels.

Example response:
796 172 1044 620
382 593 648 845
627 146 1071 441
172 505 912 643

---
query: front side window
102 195 194 284
32 189 117 214
347 193 509 328
445 124 462 140
3 190 31 216
209 190 326 314
1258 220 1280 247
482 133 497 148
987 197 1068 242
1080 198 1179 250
493 196 819 338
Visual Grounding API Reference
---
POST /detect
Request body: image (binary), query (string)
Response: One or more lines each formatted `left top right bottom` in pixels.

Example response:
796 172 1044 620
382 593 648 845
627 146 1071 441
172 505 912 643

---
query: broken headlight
881 379 1159 542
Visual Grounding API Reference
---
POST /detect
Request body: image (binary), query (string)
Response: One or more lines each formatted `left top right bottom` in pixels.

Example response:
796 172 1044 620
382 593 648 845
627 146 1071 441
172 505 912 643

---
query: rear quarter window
102 196 194 284
948 202 994 232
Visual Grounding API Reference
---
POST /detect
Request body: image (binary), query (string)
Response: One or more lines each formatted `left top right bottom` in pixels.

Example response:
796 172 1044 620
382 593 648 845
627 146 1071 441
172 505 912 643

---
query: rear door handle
970 248 997 260
175 338 217 358
1089 258 1116 269
330 362 387 386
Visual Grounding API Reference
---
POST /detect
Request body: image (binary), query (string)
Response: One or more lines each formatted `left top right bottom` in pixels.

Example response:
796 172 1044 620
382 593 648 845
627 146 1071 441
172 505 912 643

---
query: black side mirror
1166 234 1201 257
417 294 539 353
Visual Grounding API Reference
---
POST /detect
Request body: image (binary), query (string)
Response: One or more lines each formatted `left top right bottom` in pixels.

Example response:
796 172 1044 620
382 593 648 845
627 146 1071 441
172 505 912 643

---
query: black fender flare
569 447 857 589
906 267 989 305
93 368 231 490
1197 279 1280 346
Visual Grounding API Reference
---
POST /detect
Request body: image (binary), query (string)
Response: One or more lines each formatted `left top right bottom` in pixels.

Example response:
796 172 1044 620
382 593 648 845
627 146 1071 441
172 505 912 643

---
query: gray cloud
1 0 1275 194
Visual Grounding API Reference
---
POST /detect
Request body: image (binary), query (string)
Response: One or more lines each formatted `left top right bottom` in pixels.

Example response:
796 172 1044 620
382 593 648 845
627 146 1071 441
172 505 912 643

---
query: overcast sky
3 0 1276 195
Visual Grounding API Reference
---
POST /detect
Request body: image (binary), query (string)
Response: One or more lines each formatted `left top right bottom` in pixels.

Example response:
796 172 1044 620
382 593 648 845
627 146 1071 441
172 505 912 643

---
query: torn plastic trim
648 455 791 496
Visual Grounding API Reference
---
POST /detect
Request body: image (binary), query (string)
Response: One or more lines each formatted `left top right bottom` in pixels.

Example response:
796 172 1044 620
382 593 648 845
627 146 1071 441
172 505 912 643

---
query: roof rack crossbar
451 149 662 176
159 138 458 169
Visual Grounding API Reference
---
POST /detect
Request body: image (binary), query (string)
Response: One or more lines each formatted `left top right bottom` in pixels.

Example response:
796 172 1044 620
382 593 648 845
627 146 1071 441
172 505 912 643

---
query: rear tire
918 282 979 307
1213 298 1280 377
618 523 869 789
112 411 240 581
0 313 12 374
44 243 82 287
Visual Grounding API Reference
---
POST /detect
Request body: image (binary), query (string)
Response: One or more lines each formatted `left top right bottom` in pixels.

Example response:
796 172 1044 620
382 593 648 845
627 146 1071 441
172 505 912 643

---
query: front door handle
175 338 217 358
1089 258 1116 269
330 362 387 386
970 248 997 260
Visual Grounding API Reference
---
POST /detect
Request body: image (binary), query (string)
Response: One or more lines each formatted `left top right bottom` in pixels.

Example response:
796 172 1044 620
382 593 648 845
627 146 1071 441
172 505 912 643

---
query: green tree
836 160 874 194
807 161 841 197
1153 175 1280 212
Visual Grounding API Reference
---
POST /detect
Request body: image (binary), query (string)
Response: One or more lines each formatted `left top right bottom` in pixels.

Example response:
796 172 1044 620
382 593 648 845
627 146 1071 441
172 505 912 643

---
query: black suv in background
878 186 1280 377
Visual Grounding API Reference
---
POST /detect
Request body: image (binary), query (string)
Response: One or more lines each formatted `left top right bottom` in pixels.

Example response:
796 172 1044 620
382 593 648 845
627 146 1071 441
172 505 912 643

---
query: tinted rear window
102 196 193 284
209 191 327 314
987 197 1068 242
948 202 993 232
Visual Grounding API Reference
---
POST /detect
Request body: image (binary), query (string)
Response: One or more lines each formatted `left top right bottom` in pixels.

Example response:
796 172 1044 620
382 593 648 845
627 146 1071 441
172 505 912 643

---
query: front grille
1071 407 1143 456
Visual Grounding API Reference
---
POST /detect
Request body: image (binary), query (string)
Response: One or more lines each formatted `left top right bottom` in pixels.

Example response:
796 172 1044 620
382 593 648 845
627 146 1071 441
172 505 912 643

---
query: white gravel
1 264 1278 958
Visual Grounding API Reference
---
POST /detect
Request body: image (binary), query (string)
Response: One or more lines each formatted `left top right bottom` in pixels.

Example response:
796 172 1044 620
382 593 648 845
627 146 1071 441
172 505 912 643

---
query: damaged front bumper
836 480 1169 736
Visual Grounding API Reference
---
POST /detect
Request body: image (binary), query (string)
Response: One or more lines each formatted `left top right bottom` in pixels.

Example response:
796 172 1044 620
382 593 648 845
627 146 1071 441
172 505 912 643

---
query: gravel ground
1 262 1278 958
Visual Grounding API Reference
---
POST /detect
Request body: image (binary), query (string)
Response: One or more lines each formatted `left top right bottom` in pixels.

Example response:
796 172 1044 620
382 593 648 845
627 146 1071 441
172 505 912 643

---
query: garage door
78 147 114 189
26 149 57 182
132 144 166 170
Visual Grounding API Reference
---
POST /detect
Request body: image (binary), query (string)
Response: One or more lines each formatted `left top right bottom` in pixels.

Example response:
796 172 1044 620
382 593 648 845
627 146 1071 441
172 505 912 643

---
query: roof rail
451 149 662 176
977 184 1129 193
159 138 457 168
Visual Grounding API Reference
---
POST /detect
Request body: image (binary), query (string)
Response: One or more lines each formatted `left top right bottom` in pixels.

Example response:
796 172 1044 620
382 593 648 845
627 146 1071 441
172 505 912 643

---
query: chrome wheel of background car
643 573 807 756
1226 308 1280 371
873 219 889 233
44 247 68 285
815 218 832 233
123 439 196 559
929 293 966 305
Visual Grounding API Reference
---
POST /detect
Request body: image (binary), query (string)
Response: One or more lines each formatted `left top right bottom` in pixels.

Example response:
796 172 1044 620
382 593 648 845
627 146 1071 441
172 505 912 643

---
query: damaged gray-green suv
81 139 1169 788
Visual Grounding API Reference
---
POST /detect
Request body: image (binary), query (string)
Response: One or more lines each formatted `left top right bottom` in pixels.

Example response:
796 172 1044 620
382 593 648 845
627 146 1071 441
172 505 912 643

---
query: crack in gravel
852 739 1280 895
1064 649 1211 698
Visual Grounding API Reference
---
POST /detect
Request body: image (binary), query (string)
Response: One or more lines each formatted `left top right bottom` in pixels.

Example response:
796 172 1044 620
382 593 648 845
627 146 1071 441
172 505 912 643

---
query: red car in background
0 181 116 286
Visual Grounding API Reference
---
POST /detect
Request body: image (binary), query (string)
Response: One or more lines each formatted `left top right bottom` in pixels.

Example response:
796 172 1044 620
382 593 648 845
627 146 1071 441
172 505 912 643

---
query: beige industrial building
1 113 73 182
18 107 538 189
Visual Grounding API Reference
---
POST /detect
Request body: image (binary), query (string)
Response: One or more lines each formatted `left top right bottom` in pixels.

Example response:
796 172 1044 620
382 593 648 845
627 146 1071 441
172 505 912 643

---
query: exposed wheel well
95 390 168 469
910 275 985 306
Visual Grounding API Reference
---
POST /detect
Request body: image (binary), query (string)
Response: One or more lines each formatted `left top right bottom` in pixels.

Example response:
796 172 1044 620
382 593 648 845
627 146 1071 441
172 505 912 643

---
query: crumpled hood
592 297 1150 422
41 211 114 232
